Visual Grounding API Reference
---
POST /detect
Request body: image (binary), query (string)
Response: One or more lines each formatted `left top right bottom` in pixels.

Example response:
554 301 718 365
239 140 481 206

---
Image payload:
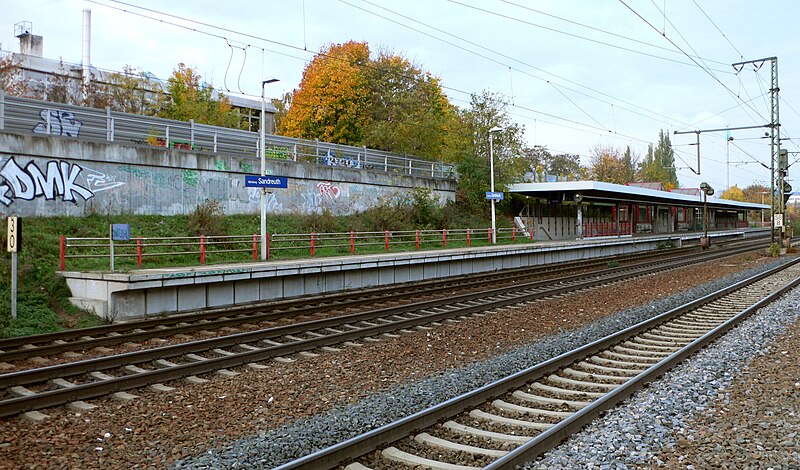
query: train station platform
61 228 769 320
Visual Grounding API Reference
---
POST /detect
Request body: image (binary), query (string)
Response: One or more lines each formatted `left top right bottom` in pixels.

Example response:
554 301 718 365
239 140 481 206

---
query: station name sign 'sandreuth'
245 175 289 189
485 191 504 200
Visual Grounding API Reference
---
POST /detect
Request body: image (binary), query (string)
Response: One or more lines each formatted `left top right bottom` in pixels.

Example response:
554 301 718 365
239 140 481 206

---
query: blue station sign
485 191 504 200
245 175 289 189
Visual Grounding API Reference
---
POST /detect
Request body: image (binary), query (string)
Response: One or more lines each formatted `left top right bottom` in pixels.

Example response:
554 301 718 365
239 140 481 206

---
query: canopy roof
508 181 769 211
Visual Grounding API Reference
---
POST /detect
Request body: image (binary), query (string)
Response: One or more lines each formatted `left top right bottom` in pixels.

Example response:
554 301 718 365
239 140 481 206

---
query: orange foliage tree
280 41 370 144
279 41 458 159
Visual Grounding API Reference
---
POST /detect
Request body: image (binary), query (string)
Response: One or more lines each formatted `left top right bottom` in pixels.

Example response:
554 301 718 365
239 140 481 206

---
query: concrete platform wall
61 229 763 321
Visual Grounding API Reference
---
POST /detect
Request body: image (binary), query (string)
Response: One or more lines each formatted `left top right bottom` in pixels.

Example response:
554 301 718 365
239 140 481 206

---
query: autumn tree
0 54 30 96
161 63 240 128
588 146 630 184
280 41 371 144
279 41 458 159
523 146 582 181
720 185 745 201
104 65 164 115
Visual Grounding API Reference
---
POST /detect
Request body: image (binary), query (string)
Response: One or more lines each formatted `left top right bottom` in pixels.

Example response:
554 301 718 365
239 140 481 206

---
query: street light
488 126 503 244
260 78 279 261
700 182 714 249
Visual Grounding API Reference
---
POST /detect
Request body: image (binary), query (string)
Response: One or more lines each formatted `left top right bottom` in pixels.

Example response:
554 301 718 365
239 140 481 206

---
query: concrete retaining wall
0 133 456 217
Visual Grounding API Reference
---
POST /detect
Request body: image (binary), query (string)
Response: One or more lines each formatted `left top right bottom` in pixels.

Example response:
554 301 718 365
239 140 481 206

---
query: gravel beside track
168 254 791 470
0 253 787 469
527 265 800 469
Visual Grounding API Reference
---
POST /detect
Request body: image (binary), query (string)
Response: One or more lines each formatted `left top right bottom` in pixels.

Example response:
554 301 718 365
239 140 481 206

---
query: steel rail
0 242 772 417
0 242 726 361
1 245 694 349
272 257 800 470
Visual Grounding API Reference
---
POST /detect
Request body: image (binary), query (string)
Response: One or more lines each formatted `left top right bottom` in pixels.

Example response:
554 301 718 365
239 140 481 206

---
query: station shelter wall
525 198 744 240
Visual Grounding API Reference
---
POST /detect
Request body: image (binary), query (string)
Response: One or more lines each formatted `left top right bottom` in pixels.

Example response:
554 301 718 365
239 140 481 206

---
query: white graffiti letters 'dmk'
0 157 94 205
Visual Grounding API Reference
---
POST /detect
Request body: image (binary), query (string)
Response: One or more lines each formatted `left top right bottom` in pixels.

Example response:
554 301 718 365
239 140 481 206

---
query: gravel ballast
529 270 800 468
171 255 795 469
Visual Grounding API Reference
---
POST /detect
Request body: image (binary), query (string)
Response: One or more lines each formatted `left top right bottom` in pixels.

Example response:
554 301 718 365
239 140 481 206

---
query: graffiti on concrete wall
32 109 83 137
322 149 364 169
0 157 124 206
317 181 341 199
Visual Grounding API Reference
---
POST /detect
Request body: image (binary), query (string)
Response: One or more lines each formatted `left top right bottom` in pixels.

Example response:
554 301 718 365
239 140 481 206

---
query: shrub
767 242 781 257
305 208 339 233
607 260 620 268
188 200 229 236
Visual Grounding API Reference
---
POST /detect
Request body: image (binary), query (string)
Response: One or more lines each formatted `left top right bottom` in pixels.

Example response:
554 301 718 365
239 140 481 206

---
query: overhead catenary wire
89 0 674 145
618 0 768 126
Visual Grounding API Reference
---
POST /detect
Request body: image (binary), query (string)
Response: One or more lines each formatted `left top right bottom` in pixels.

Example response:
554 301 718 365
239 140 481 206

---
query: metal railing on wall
0 92 455 180
59 227 532 271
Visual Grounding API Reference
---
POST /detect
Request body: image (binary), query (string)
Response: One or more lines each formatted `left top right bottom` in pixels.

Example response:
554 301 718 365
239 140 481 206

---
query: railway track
0 240 751 365
0 239 773 418
273 258 800 470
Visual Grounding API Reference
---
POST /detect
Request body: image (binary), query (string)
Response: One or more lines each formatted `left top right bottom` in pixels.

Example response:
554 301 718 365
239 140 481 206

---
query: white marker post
7 216 20 320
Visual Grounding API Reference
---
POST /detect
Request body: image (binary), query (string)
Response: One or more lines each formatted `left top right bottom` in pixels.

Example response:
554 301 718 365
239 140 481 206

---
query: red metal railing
582 222 632 238
58 227 530 271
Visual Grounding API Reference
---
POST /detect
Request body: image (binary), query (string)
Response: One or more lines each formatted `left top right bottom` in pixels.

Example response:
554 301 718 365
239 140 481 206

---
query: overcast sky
2 0 799 193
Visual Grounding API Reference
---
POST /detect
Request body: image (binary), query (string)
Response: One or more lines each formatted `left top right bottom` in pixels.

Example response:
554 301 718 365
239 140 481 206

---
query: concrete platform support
61 229 762 320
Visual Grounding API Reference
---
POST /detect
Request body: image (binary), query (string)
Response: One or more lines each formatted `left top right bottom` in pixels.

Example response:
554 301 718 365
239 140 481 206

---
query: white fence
0 92 455 180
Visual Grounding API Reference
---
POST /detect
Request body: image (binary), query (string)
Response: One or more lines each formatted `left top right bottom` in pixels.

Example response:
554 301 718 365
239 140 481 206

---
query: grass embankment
0 208 513 338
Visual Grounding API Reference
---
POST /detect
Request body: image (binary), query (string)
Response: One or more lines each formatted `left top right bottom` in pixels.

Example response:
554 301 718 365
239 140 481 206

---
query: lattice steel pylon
733 57 780 243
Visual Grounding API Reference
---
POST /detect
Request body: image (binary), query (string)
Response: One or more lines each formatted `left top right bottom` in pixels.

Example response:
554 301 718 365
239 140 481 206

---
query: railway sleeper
599 350 661 364
589 355 650 370
380 446 478 470
492 399 573 419
529 381 605 399
470 409 553 431
574 360 642 376
613 345 672 357
546 374 619 392
442 420 533 445
560 367 631 384
414 432 508 458
621 339 680 352
512 389 589 409
630 333 689 349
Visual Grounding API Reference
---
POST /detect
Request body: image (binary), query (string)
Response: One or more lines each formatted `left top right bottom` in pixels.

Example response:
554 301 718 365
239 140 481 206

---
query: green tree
363 50 457 158
621 145 639 183
270 91 293 134
161 63 240 128
653 129 679 187
638 131 679 188
455 90 527 213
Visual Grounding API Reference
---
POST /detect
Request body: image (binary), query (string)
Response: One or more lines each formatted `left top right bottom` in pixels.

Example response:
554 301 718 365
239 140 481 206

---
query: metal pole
10 251 17 320
703 192 708 249
489 132 497 244
260 82 267 261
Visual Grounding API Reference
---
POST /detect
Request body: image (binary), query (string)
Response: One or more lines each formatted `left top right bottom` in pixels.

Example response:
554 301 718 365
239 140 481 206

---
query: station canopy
508 181 769 211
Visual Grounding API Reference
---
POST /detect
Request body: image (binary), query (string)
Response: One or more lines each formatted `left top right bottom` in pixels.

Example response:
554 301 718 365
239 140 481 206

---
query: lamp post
760 191 768 227
700 182 714 249
260 78 279 261
488 126 502 244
